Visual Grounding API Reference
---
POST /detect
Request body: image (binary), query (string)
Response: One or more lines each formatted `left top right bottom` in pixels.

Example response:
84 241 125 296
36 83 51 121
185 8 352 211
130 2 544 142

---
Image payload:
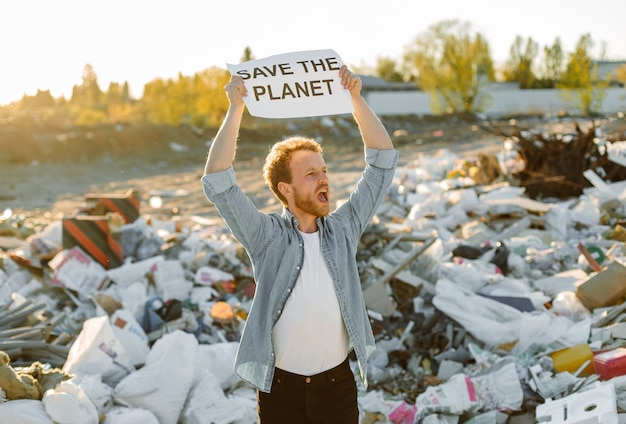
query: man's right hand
224 76 247 108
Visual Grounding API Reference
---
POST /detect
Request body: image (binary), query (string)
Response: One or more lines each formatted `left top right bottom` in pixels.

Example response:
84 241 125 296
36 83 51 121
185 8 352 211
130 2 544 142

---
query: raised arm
339 66 394 150
204 76 248 174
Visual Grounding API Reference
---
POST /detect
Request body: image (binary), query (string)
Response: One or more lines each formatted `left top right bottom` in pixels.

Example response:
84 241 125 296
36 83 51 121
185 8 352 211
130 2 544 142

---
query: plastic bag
110 309 150 367
0 399 54 423
70 374 114 416
181 368 257 424
42 380 99 424
113 330 198 424
62 315 135 387
433 278 521 347
103 406 159 424
195 342 239 391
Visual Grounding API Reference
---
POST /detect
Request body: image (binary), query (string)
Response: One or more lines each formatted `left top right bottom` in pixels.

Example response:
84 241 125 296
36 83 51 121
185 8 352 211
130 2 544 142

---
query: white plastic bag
62 315 135 387
0 399 54 423
180 368 228 424
70 374 114 415
110 309 150 367
184 397 257 424
42 380 99 424
433 278 521 347
103 406 159 424
194 342 239 390
114 330 198 424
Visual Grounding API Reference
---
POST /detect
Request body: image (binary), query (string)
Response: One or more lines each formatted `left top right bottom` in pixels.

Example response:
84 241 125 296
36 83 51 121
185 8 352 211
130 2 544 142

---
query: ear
278 181 291 197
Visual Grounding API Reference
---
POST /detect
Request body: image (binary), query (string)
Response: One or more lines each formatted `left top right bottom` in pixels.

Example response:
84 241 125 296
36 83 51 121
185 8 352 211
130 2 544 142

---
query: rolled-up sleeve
364 147 398 169
201 167 237 197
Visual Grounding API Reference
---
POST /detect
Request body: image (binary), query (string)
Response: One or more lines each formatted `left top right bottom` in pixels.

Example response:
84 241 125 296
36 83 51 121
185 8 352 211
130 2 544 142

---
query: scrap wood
481 120 626 199
7 252 45 280
0 236 25 250
592 302 626 328
483 196 552 215
577 242 603 272
375 238 437 287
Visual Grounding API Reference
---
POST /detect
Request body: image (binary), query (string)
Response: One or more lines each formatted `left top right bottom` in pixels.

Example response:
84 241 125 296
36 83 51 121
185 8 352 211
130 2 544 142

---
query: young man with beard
202 64 397 423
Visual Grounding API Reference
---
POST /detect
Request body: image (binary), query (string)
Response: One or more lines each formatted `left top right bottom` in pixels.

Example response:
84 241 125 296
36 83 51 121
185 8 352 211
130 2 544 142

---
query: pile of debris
482 118 626 199
1 118 626 423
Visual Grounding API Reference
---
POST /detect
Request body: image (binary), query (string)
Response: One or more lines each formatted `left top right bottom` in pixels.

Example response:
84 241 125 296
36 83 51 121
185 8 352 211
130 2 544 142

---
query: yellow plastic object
550 343 595 377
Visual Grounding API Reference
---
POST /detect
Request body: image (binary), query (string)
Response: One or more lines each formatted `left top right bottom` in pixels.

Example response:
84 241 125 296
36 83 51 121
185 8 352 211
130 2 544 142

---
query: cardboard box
85 188 140 224
575 261 626 310
62 215 123 269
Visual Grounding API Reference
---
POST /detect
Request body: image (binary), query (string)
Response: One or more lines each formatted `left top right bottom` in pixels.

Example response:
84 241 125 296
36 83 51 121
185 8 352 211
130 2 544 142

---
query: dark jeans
257 357 358 423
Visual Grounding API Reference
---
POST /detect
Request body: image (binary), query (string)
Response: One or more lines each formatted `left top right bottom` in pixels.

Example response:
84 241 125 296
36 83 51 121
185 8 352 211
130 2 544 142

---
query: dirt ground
1 115 624 231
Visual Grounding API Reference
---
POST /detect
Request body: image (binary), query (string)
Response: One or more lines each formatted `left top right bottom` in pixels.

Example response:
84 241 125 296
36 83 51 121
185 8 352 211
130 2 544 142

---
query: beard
293 187 330 217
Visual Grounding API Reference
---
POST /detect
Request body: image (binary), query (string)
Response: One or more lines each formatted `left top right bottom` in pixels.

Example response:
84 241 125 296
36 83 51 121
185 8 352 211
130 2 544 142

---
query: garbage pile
482 118 626 200
2 125 626 423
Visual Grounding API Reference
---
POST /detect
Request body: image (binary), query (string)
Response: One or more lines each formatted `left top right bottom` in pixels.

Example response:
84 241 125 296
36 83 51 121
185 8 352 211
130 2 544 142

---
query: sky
1 0 625 105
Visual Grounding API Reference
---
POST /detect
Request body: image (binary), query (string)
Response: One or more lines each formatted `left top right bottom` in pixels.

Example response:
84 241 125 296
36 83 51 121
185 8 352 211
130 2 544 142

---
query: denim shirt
201 147 398 392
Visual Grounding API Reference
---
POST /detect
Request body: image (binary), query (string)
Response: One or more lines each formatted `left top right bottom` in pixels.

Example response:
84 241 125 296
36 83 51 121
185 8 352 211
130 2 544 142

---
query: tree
374 56 404 82
617 64 626 86
403 20 495 114
503 36 539 89
558 34 610 116
192 66 231 126
142 73 196 125
105 81 135 123
241 46 255 63
19 89 55 109
539 38 565 88
67 64 107 125
71 64 103 109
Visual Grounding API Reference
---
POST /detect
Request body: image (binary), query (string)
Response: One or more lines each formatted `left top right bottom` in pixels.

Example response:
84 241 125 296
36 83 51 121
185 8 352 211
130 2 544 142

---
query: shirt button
277 309 281 314
296 266 300 270
305 377 311 383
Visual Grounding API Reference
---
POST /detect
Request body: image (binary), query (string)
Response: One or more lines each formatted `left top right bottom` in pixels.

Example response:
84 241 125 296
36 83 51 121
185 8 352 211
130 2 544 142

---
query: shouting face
283 149 330 219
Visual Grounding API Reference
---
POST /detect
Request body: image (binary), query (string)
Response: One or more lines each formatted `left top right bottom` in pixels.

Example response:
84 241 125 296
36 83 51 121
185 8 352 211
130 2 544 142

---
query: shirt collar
282 207 325 229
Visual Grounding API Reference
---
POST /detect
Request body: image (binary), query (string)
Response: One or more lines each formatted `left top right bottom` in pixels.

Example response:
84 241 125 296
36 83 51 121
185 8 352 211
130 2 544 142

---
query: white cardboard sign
226 49 354 119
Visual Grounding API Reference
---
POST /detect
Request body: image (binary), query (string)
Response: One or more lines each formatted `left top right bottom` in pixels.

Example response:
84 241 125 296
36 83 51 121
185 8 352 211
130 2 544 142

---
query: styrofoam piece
106 255 164 288
584 169 618 197
535 382 618 424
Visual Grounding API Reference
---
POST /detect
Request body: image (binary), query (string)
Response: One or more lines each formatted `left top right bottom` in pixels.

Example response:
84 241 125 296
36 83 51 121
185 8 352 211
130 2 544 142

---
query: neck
293 212 318 233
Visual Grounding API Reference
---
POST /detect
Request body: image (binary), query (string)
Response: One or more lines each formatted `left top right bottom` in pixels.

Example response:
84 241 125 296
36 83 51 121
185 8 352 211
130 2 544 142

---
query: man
202 64 397 423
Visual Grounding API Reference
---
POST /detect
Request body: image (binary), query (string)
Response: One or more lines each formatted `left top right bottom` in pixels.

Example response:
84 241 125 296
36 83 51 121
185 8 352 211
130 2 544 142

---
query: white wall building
360 74 626 118
365 85 626 118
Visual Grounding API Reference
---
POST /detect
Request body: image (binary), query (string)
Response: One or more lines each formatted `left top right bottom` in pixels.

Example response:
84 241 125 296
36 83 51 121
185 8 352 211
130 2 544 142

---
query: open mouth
317 189 328 203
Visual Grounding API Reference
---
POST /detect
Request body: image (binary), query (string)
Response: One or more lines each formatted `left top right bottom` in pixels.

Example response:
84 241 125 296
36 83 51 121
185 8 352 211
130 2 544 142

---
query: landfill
2 119 626 423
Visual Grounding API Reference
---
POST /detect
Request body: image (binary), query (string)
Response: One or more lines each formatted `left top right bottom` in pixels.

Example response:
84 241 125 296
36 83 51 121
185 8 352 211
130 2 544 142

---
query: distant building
360 75 418 93
595 60 626 87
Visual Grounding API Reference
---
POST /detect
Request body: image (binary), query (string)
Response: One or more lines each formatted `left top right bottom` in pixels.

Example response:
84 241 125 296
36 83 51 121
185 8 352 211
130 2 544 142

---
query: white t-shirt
272 230 349 375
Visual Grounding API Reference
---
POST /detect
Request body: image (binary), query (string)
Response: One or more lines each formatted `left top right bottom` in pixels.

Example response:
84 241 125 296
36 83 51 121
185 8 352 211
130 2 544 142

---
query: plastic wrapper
414 360 523 421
